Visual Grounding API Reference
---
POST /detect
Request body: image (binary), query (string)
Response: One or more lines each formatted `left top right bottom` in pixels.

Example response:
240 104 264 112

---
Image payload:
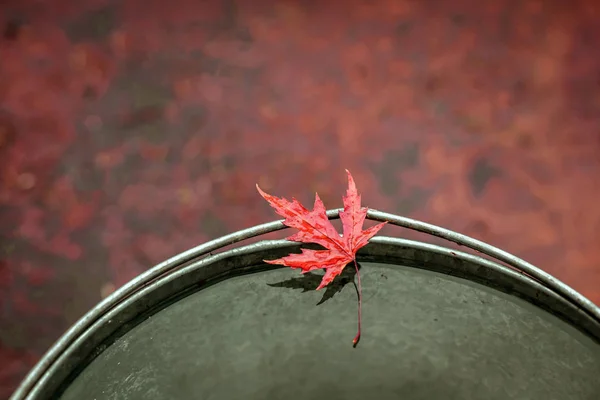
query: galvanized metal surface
59 260 600 399
54 240 600 399
10 210 600 400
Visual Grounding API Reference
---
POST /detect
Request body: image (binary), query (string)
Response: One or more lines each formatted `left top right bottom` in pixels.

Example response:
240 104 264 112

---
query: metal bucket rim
24 237 600 399
11 209 600 399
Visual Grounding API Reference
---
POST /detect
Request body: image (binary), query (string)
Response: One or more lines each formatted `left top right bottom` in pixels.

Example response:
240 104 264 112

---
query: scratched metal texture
1 0 600 398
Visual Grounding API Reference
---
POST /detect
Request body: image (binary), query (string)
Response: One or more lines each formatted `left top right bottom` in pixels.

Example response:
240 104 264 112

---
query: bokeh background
1 0 600 397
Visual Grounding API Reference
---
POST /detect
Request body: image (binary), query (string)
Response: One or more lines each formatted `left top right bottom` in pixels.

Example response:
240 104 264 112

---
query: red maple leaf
256 169 386 346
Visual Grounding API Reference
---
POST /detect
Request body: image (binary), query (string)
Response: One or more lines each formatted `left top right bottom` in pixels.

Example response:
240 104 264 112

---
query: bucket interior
51 241 600 400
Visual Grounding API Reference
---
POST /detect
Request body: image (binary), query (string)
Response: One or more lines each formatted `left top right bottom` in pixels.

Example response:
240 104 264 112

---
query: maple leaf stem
352 258 362 348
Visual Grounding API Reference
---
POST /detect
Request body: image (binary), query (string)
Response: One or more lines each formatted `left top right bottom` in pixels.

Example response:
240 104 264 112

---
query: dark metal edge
11 210 600 399
22 238 600 399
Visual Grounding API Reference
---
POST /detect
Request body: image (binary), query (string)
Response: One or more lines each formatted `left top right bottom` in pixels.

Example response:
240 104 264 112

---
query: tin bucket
10 210 600 400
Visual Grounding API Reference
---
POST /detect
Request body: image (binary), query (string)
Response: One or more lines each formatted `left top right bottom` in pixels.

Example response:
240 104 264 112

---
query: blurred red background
1 0 600 397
